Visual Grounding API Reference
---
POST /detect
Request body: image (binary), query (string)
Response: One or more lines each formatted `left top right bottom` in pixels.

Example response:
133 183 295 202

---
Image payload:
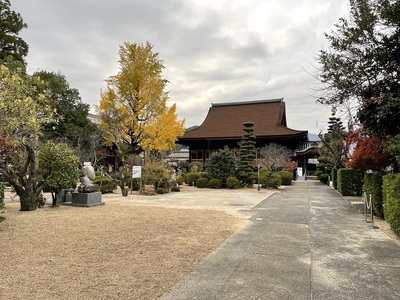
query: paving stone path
160 180 400 300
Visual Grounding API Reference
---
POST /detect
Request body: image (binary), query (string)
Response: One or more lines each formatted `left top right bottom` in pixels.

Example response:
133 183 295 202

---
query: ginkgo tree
96 41 184 195
97 41 184 156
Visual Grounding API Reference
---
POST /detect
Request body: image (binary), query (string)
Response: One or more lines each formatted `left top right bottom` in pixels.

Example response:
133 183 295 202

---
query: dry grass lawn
0 193 246 299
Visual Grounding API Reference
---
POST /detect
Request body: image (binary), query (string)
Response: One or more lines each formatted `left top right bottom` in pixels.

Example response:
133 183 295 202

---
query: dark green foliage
93 176 117 193
363 172 384 218
39 141 79 206
337 168 363 196
315 157 332 184
279 171 292 185
319 173 329 185
209 178 222 189
189 161 203 172
0 183 4 210
206 146 237 184
383 174 400 238
0 0 29 71
226 176 240 189
199 172 209 178
35 71 101 161
127 178 141 191
260 170 271 188
186 172 201 186
237 122 256 185
196 177 209 188
156 187 164 194
170 186 180 192
268 173 282 189
331 167 338 190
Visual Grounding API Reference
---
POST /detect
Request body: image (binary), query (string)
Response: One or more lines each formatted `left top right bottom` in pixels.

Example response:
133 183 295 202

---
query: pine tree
237 122 256 185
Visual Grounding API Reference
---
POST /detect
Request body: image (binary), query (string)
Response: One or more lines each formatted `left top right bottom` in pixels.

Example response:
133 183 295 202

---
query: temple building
177 98 320 176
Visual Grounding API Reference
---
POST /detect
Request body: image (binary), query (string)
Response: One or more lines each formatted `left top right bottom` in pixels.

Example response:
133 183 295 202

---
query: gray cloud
12 0 349 133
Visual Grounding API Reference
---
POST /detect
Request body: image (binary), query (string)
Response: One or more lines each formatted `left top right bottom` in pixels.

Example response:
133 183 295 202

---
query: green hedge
186 172 201 186
196 177 209 188
209 178 222 189
363 172 384 218
337 168 363 196
199 172 209 179
279 171 292 185
331 167 338 190
268 173 282 188
383 174 400 238
226 176 240 189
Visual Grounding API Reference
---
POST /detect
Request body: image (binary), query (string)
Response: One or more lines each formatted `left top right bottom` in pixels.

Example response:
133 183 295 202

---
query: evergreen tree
206 146 237 184
0 0 29 71
318 112 348 168
237 122 256 185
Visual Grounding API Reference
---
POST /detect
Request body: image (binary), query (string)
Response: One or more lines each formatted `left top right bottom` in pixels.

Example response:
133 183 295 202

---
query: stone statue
78 162 96 193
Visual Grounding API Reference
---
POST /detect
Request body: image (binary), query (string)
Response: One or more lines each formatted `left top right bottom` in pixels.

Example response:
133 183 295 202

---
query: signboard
132 166 142 178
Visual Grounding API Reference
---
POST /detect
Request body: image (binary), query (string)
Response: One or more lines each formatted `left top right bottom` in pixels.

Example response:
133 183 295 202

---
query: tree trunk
51 192 57 206
19 188 40 211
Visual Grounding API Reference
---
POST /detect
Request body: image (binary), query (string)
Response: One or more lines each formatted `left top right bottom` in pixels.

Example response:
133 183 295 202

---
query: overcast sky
12 0 350 133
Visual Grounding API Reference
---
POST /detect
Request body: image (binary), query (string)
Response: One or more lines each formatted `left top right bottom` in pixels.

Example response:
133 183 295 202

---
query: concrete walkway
160 180 400 300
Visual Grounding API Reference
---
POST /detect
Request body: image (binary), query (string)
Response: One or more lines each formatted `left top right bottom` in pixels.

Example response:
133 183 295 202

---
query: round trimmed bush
196 177 209 188
268 173 282 188
186 172 201 186
189 161 203 172
209 178 222 189
171 186 180 192
279 171 293 185
156 187 164 194
226 176 240 189
199 172 209 178
176 175 184 185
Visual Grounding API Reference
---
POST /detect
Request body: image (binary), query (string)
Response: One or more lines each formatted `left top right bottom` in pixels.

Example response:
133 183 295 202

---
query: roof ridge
211 98 284 107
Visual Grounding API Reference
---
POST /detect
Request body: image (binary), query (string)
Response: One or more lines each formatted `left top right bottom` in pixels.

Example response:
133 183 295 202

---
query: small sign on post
132 166 142 178
131 166 142 194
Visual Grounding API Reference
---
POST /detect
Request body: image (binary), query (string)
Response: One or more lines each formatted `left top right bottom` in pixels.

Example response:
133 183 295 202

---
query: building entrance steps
160 180 400 300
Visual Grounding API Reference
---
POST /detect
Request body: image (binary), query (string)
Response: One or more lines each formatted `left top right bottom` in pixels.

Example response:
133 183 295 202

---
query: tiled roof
179 99 307 140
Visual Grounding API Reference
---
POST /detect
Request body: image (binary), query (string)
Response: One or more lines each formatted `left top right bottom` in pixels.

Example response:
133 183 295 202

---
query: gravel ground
0 189 249 300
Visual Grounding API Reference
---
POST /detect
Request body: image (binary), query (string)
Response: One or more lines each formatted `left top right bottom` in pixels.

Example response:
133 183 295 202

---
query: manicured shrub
189 161 203 172
319 173 329 185
226 176 240 189
249 172 258 184
363 172 384 218
260 170 271 188
176 175 184 185
156 187 164 194
199 172 209 178
209 178 222 189
337 168 363 196
279 171 292 185
331 167 338 189
186 172 201 186
171 186 180 192
268 173 282 188
196 177 209 188
383 174 400 238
